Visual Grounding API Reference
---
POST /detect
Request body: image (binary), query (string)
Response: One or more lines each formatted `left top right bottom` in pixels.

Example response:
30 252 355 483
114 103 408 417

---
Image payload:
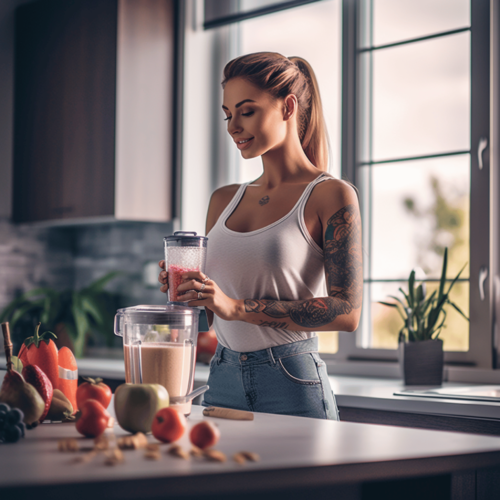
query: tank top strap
296 172 335 214
295 172 336 254
219 182 251 226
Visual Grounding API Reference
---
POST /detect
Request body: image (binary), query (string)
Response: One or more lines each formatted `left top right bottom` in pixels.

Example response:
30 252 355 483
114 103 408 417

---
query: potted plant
379 248 468 385
0 272 121 358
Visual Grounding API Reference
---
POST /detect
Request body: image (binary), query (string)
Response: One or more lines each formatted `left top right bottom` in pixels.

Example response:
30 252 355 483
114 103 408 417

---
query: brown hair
222 52 330 171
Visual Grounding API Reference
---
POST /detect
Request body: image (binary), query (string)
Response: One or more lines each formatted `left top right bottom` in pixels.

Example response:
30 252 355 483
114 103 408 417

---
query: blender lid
164 231 208 247
116 304 200 325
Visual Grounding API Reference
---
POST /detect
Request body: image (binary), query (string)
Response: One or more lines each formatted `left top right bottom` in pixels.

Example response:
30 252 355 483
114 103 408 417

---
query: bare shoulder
206 184 240 234
310 177 360 220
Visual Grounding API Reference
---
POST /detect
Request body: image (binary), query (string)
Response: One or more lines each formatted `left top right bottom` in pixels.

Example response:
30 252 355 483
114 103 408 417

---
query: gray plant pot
399 339 444 386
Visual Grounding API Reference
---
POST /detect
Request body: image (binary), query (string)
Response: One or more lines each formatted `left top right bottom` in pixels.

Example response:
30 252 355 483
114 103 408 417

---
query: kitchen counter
3 360 500 426
2 404 500 499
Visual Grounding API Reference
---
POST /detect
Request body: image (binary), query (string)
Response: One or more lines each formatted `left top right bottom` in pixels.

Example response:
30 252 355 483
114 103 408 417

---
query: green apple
114 383 169 433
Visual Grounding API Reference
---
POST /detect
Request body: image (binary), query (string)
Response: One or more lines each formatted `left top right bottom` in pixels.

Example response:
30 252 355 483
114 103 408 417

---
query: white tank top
205 172 334 352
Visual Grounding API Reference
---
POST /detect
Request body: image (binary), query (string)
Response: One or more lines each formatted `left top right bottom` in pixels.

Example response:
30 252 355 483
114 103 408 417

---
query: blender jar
114 304 201 415
164 231 208 304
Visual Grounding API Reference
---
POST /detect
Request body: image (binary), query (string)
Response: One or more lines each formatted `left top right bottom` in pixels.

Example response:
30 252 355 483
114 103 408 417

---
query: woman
159 52 362 420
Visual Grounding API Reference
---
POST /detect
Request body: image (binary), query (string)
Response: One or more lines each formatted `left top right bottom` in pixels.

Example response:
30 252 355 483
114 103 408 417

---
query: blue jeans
201 337 339 420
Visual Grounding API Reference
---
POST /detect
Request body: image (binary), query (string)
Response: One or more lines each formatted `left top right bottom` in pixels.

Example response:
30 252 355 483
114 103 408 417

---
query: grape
3 425 22 443
7 409 23 425
17 421 26 437
0 403 10 413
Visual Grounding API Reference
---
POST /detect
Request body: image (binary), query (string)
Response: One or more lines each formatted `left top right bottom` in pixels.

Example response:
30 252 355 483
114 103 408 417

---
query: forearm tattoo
244 204 362 329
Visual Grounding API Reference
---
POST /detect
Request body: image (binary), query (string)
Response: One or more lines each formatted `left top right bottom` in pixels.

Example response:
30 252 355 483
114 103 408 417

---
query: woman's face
222 78 288 159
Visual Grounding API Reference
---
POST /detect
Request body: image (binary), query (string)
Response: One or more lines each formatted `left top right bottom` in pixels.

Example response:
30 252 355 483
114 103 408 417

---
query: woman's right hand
158 260 169 294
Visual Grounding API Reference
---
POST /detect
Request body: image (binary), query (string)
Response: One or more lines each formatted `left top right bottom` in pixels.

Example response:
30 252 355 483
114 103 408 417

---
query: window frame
327 0 493 369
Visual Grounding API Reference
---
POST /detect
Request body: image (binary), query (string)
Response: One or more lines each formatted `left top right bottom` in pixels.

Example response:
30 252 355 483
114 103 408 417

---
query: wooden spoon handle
202 406 254 421
1 322 13 371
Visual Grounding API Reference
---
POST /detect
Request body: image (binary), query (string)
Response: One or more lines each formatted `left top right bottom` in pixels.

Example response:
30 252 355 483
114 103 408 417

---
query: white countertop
2 404 500 499
3 358 500 421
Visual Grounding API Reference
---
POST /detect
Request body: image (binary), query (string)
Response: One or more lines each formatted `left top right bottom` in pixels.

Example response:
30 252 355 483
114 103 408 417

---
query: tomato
75 399 110 438
189 421 220 449
151 407 187 443
76 377 112 409
196 329 218 364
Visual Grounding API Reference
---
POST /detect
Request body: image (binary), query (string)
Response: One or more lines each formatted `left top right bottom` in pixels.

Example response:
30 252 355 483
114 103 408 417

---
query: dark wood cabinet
13 0 174 224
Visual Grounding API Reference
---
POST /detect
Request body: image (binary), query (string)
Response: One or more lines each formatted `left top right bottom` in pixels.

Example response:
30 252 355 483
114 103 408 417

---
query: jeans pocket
209 354 218 375
277 353 321 385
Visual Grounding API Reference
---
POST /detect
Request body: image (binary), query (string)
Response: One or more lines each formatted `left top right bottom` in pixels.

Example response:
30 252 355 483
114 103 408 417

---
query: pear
0 370 45 425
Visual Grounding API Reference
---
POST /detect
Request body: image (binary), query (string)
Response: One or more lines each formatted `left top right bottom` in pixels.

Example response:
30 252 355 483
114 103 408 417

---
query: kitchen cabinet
13 0 175 224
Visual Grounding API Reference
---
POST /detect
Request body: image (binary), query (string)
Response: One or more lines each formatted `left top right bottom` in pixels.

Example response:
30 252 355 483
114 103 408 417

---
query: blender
115 232 210 416
114 304 208 416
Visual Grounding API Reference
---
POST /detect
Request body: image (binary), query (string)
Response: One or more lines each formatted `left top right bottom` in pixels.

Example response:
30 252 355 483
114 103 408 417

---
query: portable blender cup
164 231 208 304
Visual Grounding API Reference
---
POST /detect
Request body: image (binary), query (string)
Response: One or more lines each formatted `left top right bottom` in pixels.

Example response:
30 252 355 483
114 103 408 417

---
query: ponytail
222 52 330 171
288 56 329 172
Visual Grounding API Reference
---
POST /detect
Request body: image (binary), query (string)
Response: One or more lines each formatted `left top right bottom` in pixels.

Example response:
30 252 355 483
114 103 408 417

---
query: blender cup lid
116 304 200 325
164 231 208 247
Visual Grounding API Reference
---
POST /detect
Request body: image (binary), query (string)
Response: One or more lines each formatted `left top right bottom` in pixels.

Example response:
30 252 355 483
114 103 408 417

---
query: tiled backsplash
0 218 174 313
71 221 174 306
0 218 74 310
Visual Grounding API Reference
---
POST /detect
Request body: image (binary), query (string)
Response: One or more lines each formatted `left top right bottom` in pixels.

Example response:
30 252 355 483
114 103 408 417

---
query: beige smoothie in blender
124 340 196 414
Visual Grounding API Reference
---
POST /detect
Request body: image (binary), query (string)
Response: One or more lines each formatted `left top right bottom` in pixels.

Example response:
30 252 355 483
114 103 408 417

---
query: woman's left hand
177 272 242 322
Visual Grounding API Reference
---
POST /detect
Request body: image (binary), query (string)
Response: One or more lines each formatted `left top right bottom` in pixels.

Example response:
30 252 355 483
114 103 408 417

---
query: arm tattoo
244 203 362 329
324 204 363 309
258 321 290 329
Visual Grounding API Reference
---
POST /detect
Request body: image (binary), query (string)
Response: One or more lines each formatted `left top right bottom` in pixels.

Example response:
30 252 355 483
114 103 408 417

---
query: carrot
58 347 78 412
23 323 59 390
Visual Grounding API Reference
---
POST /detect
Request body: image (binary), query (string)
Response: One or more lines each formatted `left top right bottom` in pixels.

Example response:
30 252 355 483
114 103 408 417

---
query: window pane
205 0 320 26
363 32 470 162
361 0 470 48
359 155 470 281
236 0 341 182
369 280 469 351
317 331 339 354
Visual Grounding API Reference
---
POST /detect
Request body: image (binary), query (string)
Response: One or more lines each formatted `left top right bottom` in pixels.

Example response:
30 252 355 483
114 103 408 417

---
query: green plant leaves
0 272 121 358
378 247 468 343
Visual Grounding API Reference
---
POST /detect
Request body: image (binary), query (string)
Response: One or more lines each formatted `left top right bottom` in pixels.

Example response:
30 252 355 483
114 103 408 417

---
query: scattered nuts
240 451 260 462
144 450 161 460
232 452 246 465
168 444 190 460
73 450 98 464
144 443 161 460
58 438 79 452
190 445 204 458
117 433 149 450
104 448 124 466
94 435 109 451
203 449 227 463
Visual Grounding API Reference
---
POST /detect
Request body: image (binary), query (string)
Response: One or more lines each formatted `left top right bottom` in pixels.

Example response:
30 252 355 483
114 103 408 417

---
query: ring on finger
200 282 206 291
198 292 203 300
202 276 210 283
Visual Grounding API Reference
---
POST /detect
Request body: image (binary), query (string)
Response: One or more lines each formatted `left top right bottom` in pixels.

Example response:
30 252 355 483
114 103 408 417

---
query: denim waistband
214 337 319 366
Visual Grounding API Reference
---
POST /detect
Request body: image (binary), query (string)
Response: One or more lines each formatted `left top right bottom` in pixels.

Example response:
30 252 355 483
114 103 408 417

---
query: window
203 0 493 369
340 0 491 368
233 1 342 184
